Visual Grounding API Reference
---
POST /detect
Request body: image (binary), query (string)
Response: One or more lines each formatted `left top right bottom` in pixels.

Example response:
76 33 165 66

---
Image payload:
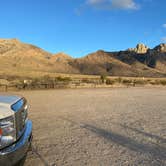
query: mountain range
0 38 166 77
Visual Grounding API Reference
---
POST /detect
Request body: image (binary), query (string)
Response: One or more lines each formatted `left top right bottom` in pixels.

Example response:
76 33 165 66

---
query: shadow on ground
27 116 166 165
58 116 166 162
82 123 166 161
118 123 166 144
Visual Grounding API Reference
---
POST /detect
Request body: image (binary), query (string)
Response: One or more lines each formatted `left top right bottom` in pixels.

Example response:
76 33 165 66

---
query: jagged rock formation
136 43 149 54
154 43 166 52
128 43 149 54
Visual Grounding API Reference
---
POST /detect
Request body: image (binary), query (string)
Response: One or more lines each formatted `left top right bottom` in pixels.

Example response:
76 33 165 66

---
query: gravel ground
18 87 166 166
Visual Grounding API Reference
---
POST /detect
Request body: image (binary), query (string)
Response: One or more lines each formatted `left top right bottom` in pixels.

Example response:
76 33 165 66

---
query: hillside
0 39 166 78
0 39 78 76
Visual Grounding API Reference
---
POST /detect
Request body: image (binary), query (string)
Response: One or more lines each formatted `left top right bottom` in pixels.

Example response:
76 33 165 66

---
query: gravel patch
17 87 166 166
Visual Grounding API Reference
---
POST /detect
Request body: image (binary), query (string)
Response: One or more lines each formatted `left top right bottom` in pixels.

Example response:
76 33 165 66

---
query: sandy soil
17 87 166 166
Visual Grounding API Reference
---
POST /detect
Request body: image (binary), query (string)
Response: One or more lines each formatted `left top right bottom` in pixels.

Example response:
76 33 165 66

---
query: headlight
0 116 16 149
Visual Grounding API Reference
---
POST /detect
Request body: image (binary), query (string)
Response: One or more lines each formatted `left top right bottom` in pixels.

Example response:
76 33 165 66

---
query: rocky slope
0 39 166 77
0 39 77 74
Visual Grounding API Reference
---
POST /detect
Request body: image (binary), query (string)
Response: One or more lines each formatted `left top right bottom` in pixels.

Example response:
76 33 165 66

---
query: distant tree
100 75 107 83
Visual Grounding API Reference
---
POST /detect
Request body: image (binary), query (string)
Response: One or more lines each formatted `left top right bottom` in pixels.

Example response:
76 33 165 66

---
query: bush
133 79 145 85
82 78 91 83
100 75 107 83
149 80 157 85
55 76 72 82
117 77 122 83
122 79 132 84
106 79 115 85
159 80 166 85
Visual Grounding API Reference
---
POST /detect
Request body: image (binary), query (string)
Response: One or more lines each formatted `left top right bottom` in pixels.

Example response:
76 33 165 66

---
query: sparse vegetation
100 75 107 83
133 79 145 85
0 74 166 92
55 76 72 82
159 80 166 85
122 79 133 84
116 77 122 83
106 79 115 85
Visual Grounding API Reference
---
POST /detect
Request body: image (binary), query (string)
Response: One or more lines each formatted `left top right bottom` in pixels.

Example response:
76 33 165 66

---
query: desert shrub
81 78 97 84
25 78 38 89
114 77 122 84
117 77 122 83
134 79 145 85
148 79 165 85
149 80 157 85
27 76 72 89
55 76 63 82
55 76 72 82
145 79 151 84
62 77 72 82
106 79 115 85
100 75 107 83
31 78 41 85
42 75 54 83
159 80 166 85
122 79 132 84
82 78 91 83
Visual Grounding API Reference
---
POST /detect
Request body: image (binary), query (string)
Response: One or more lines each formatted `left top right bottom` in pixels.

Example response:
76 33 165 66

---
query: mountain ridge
0 38 166 77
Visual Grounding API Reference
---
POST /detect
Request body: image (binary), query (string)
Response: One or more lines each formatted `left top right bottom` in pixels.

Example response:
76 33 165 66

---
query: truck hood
0 95 21 105
0 95 21 119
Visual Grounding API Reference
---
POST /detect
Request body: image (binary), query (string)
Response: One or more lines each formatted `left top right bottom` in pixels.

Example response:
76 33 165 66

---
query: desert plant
82 78 91 83
134 79 145 85
122 79 132 84
100 75 107 83
117 77 122 83
149 80 157 85
42 75 54 83
55 76 72 82
106 79 115 85
159 80 166 85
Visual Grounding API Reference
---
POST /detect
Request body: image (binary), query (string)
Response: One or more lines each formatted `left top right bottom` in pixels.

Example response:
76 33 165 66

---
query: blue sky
0 0 166 57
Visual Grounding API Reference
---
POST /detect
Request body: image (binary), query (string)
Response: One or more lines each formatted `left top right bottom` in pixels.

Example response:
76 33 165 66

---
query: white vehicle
0 95 32 166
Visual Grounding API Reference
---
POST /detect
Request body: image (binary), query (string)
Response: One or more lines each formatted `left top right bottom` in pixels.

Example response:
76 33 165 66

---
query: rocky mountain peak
154 43 166 52
136 43 149 53
127 43 149 54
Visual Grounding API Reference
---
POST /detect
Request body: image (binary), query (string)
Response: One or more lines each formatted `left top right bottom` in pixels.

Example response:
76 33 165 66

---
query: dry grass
0 72 166 92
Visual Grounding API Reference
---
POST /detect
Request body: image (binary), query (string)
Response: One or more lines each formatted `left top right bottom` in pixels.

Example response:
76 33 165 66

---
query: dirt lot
17 87 166 166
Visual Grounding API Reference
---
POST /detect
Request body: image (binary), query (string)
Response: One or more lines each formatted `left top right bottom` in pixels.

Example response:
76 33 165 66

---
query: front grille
12 98 28 139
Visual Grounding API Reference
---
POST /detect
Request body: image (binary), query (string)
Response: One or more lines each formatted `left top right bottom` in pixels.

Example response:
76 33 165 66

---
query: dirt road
18 87 166 166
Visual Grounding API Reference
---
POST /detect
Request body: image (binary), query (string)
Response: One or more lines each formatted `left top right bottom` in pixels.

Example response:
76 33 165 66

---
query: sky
0 0 166 57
